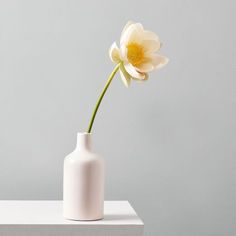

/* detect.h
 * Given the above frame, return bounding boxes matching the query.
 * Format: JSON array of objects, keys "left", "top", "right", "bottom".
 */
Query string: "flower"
[{"left": 109, "top": 21, "right": 169, "bottom": 87}]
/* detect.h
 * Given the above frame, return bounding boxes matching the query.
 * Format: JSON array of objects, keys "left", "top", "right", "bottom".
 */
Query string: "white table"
[{"left": 0, "top": 201, "right": 144, "bottom": 236}]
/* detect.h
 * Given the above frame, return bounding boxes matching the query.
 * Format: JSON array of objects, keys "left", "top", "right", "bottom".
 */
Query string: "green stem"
[{"left": 87, "top": 63, "right": 120, "bottom": 133}]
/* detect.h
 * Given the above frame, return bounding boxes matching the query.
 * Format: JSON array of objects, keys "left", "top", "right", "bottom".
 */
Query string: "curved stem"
[{"left": 87, "top": 63, "right": 120, "bottom": 133}]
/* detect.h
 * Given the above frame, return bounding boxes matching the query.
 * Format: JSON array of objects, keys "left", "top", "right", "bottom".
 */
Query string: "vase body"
[{"left": 63, "top": 132, "right": 104, "bottom": 220}]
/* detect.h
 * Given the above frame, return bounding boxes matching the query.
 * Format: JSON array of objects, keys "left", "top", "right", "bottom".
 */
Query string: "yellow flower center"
[{"left": 126, "top": 43, "right": 145, "bottom": 66}]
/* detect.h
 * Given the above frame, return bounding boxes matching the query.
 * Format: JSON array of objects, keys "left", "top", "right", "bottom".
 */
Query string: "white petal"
[
  {"left": 119, "top": 67, "right": 131, "bottom": 87},
  {"left": 142, "top": 30, "right": 159, "bottom": 41},
  {"left": 136, "top": 63, "right": 154, "bottom": 73},
  {"left": 109, "top": 42, "right": 121, "bottom": 63},
  {"left": 120, "top": 23, "right": 143, "bottom": 46},
  {"left": 132, "top": 73, "right": 149, "bottom": 81},
  {"left": 124, "top": 63, "right": 146, "bottom": 80},
  {"left": 150, "top": 54, "right": 169, "bottom": 69},
  {"left": 120, "top": 43, "right": 128, "bottom": 61},
  {"left": 142, "top": 39, "right": 161, "bottom": 53},
  {"left": 121, "top": 21, "right": 134, "bottom": 39}
]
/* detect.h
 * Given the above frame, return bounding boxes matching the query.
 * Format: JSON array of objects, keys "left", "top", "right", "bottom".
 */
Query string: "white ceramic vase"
[{"left": 63, "top": 132, "right": 104, "bottom": 221}]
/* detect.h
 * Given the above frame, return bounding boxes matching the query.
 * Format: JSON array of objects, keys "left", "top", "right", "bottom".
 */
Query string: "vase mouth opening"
[
  {"left": 76, "top": 132, "right": 92, "bottom": 150},
  {"left": 77, "top": 132, "right": 91, "bottom": 136}
]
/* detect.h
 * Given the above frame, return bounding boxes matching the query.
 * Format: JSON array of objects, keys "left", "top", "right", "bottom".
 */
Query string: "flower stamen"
[{"left": 126, "top": 43, "right": 145, "bottom": 66}]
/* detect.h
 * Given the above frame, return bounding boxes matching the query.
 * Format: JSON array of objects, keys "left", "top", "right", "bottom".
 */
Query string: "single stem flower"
[
  {"left": 87, "top": 21, "right": 169, "bottom": 133},
  {"left": 87, "top": 63, "right": 120, "bottom": 133}
]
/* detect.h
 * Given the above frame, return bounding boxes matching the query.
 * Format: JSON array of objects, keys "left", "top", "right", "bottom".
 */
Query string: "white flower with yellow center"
[
  {"left": 86, "top": 21, "right": 169, "bottom": 133},
  {"left": 109, "top": 21, "right": 169, "bottom": 87}
]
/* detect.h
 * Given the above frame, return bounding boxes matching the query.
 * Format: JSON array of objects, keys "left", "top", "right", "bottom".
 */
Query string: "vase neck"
[{"left": 76, "top": 132, "right": 92, "bottom": 151}]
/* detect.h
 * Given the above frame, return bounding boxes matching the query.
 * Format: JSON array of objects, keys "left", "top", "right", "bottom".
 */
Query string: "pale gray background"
[{"left": 0, "top": 0, "right": 235, "bottom": 235}]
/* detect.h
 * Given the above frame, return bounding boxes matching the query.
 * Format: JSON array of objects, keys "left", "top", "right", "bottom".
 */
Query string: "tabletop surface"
[{"left": 0, "top": 201, "right": 143, "bottom": 225}]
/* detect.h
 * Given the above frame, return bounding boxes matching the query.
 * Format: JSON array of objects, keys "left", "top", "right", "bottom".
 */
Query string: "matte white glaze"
[{"left": 63, "top": 133, "right": 104, "bottom": 220}]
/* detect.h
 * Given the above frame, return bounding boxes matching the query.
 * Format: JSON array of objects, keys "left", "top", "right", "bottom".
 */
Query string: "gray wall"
[{"left": 0, "top": 0, "right": 235, "bottom": 235}]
